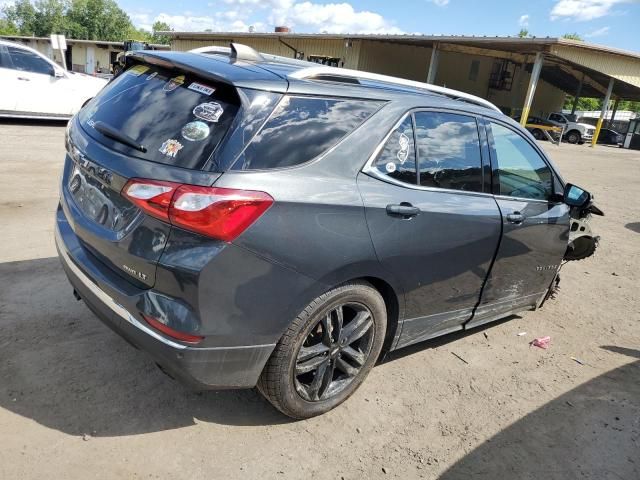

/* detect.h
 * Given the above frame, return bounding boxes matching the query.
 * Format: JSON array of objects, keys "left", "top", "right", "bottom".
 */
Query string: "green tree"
[
  {"left": 33, "top": 0, "right": 68, "bottom": 35},
  {"left": 151, "top": 20, "right": 171, "bottom": 44},
  {"left": 617, "top": 100, "right": 640, "bottom": 113},
  {"left": 66, "top": 0, "right": 132, "bottom": 41},
  {"left": 563, "top": 96, "right": 601, "bottom": 111},
  {"left": 2, "top": 0, "right": 134, "bottom": 40},
  {"left": 0, "top": 18, "right": 19, "bottom": 35},
  {"left": 562, "top": 33, "right": 583, "bottom": 41},
  {"left": 2, "top": 0, "right": 38, "bottom": 35},
  {"left": 518, "top": 28, "right": 529, "bottom": 38}
]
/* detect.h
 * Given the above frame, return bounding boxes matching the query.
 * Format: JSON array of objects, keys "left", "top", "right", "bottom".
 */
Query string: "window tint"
[
  {"left": 490, "top": 122, "right": 553, "bottom": 200},
  {"left": 7, "top": 46, "right": 53, "bottom": 75},
  {"left": 78, "top": 64, "right": 239, "bottom": 169},
  {"left": 549, "top": 113, "right": 565, "bottom": 123},
  {"left": 233, "top": 96, "right": 382, "bottom": 170},
  {"left": 372, "top": 115, "right": 417, "bottom": 184},
  {"left": 414, "top": 112, "right": 483, "bottom": 192},
  {"left": 0, "top": 46, "right": 10, "bottom": 68}
]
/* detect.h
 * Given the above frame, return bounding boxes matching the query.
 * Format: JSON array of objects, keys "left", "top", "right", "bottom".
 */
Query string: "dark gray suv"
[{"left": 56, "top": 45, "right": 600, "bottom": 419}]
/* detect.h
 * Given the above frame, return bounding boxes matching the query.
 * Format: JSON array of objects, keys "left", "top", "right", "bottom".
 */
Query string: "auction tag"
[
  {"left": 188, "top": 82, "right": 216, "bottom": 96},
  {"left": 128, "top": 65, "right": 149, "bottom": 77}
]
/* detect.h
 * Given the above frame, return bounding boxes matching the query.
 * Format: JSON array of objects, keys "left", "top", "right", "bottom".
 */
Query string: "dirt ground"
[{"left": 0, "top": 120, "right": 638, "bottom": 480}]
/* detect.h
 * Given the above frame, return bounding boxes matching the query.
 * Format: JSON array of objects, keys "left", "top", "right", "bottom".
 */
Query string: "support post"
[
  {"left": 591, "top": 78, "right": 615, "bottom": 147},
  {"left": 59, "top": 45, "right": 67, "bottom": 70},
  {"left": 519, "top": 52, "right": 543, "bottom": 128},
  {"left": 571, "top": 73, "right": 584, "bottom": 115},
  {"left": 608, "top": 97, "right": 620, "bottom": 128},
  {"left": 427, "top": 42, "right": 440, "bottom": 84}
]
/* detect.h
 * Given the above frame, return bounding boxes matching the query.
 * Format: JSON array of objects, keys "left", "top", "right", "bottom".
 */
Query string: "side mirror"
[
  {"left": 564, "top": 183, "right": 591, "bottom": 208},
  {"left": 53, "top": 68, "right": 64, "bottom": 78}
]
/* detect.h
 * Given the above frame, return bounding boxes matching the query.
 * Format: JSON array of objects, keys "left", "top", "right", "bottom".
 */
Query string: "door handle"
[
  {"left": 17, "top": 77, "right": 30, "bottom": 81},
  {"left": 506, "top": 212, "right": 525, "bottom": 224},
  {"left": 386, "top": 203, "right": 420, "bottom": 218}
]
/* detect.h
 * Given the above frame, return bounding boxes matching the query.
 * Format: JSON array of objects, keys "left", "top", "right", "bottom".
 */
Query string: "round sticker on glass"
[
  {"left": 181, "top": 121, "right": 210, "bottom": 142},
  {"left": 385, "top": 162, "right": 397, "bottom": 173}
]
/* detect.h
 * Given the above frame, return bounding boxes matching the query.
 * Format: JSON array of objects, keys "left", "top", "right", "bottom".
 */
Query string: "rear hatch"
[{"left": 62, "top": 56, "right": 275, "bottom": 288}]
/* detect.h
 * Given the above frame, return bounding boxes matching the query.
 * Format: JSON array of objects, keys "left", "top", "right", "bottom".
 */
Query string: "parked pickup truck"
[{"left": 547, "top": 113, "right": 596, "bottom": 144}]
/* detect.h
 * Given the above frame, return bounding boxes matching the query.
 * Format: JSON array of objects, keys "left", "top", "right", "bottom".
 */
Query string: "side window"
[
  {"left": 7, "top": 46, "right": 53, "bottom": 75},
  {"left": 372, "top": 115, "right": 417, "bottom": 185},
  {"left": 0, "top": 46, "right": 11, "bottom": 69},
  {"left": 234, "top": 96, "right": 382, "bottom": 170},
  {"left": 414, "top": 112, "right": 483, "bottom": 192},
  {"left": 490, "top": 122, "right": 553, "bottom": 201}
]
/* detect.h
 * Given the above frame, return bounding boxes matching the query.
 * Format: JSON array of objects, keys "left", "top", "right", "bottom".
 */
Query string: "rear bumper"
[{"left": 55, "top": 220, "right": 275, "bottom": 389}]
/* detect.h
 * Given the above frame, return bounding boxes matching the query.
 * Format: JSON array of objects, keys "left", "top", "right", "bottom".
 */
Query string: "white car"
[{"left": 0, "top": 39, "right": 107, "bottom": 120}]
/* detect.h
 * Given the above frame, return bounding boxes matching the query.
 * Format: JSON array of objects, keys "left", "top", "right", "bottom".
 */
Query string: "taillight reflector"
[
  {"left": 142, "top": 314, "right": 204, "bottom": 344},
  {"left": 170, "top": 185, "right": 273, "bottom": 242},
  {"left": 123, "top": 179, "right": 177, "bottom": 221},
  {"left": 122, "top": 179, "right": 273, "bottom": 242}
]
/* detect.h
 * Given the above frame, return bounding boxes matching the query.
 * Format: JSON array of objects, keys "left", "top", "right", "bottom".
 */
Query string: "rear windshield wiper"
[{"left": 93, "top": 121, "right": 147, "bottom": 153}]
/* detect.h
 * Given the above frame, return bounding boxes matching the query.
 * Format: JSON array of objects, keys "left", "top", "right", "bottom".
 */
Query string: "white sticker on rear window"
[
  {"left": 159, "top": 138, "right": 183, "bottom": 158},
  {"left": 188, "top": 82, "right": 216, "bottom": 96},
  {"left": 193, "top": 102, "right": 224, "bottom": 122},
  {"left": 386, "top": 162, "right": 397, "bottom": 173},
  {"left": 397, "top": 132, "right": 410, "bottom": 164}
]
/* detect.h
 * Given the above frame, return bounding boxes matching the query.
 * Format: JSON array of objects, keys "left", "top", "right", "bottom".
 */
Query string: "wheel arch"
[
  {"left": 359, "top": 276, "right": 402, "bottom": 354},
  {"left": 566, "top": 129, "right": 582, "bottom": 140},
  {"left": 281, "top": 263, "right": 405, "bottom": 356}
]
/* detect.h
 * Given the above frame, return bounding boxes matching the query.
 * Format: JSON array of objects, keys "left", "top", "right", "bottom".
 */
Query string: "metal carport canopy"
[{"left": 163, "top": 32, "right": 640, "bottom": 100}]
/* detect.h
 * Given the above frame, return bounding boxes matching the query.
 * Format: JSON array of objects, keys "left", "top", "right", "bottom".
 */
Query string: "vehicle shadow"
[
  {"left": 0, "top": 257, "right": 292, "bottom": 437},
  {"left": 0, "top": 118, "right": 68, "bottom": 127},
  {"left": 439, "top": 346, "right": 640, "bottom": 480},
  {"left": 625, "top": 222, "right": 640, "bottom": 234}
]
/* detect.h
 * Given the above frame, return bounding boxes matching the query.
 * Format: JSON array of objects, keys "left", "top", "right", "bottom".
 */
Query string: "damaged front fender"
[{"left": 564, "top": 216, "right": 599, "bottom": 261}]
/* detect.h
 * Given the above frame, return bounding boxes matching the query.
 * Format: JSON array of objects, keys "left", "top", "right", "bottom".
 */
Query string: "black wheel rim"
[{"left": 294, "top": 302, "right": 375, "bottom": 402}]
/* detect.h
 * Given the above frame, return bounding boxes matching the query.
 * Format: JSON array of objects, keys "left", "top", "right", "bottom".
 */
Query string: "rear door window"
[
  {"left": 371, "top": 115, "right": 417, "bottom": 184},
  {"left": 414, "top": 111, "right": 483, "bottom": 192},
  {"left": 7, "top": 46, "right": 53, "bottom": 75},
  {"left": 78, "top": 64, "right": 240, "bottom": 169},
  {"left": 232, "top": 96, "right": 382, "bottom": 170}
]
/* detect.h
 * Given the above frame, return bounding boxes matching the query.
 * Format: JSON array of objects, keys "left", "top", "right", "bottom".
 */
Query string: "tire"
[
  {"left": 566, "top": 130, "right": 581, "bottom": 144},
  {"left": 532, "top": 129, "right": 544, "bottom": 140},
  {"left": 258, "top": 281, "right": 387, "bottom": 419}
]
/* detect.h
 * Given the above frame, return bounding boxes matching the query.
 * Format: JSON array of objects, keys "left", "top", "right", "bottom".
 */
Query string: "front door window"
[{"left": 490, "top": 122, "right": 553, "bottom": 201}]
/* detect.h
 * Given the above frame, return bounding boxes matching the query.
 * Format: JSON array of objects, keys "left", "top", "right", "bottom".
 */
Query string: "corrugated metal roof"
[
  {"left": 162, "top": 32, "right": 640, "bottom": 60},
  {"left": 0, "top": 35, "right": 170, "bottom": 49}
]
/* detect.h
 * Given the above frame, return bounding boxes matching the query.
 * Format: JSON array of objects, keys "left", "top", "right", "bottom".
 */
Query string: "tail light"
[
  {"left": 142, "top": 314, "right": 204, "bottom": 344},
  {"left": 122, "top": 179, "right": 273, "bottom": 242}
]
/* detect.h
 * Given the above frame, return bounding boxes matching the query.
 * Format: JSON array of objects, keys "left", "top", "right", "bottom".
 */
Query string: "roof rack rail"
[{"left": 288, "top": 66, "right": 501, "bottom": 112}]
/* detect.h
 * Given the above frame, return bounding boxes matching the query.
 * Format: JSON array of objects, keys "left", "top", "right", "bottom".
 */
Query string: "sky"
[{"left": 121, "top": 0, "right": 640, "bottom": 51}]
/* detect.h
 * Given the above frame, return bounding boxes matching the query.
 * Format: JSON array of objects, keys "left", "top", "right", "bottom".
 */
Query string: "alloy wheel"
[{"left": 294, "top": 303, "right": 375, "bottom": 402}]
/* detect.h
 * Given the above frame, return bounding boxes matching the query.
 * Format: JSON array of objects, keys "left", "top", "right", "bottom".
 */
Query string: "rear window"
[
  {"left": 78, "top": 64, "right": 239, "bottom": 169},
  {"left": 231, "top": 96, "right": 383, "bottom": 170}
]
